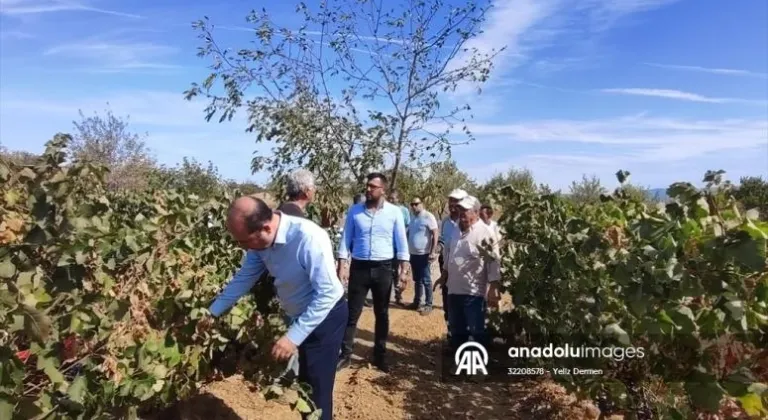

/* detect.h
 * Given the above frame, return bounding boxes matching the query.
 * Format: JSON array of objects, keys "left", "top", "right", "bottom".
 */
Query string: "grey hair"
[{"left": 285, "top": 169, "right": 316, "bottom": 199}]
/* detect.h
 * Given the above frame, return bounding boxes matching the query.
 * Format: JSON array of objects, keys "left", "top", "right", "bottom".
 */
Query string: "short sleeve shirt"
[
  {"left": 444, "top": 220, "right": 501, "bottom": 297},
  {"left": 407, "top": 210, "right": 438, "bottom": 255}
]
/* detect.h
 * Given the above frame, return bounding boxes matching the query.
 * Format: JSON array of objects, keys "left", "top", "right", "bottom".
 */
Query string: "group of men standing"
[{"left": 201, "top": 169, "right": 503, "bottom": 420}]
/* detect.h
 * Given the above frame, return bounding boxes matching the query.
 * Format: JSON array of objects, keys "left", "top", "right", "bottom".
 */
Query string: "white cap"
[
  {"left": 448, "top": 189, "right": 468, "bottom": 200},
  {"left": 457, "top": 195, "right": 478, "bottom": 210}
]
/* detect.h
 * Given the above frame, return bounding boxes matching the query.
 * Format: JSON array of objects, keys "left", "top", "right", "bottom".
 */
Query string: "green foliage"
[
  {"left": 0, "top": 135, "right": 311, "bottom": 419},
  {"left": 185, "top": 0, "right": 502, "bottom": 213},
  {"left": 568, "top": 174, "right": 608, "bottom": 205},
  {"left": 735, "top": 176, "right": 768, "bottom": 221},
  {"left": 491, "top": 169, "right": 768, "bottom": 418},
  {"left": 70, "top": 107, "right": 156, "bottom": 192},
  {"left": 386, "top": 160, "right": 478, "bottom": 219},
  {"left": 476, "top": 168, "right": 542, "bottom": 209}
]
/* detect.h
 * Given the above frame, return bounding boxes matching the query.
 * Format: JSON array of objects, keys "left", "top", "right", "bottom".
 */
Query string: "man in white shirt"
[
  {"left": 434, "top": 195, "right": 501, "bottom": 352},
  {"left": 436, "top": 189, "right": 468, "bottom": 336},
  {"left": 480, "top": 204, "right": 502, "bottom": 241},
  {"left": 406, "top": 197, "right": 439, "bottom": 315}
]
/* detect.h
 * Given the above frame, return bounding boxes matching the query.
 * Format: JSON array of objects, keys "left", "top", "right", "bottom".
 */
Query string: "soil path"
[{"left": 170, "top": 289, "right": 602, "bottom": 420}]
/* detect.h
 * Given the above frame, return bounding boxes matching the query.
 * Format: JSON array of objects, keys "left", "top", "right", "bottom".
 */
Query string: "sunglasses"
[{"left": 410, "top": 202, "right": 421, "bottom": 206}]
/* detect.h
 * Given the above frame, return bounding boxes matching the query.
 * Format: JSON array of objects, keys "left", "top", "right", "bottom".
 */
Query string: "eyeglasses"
[
  {"left": 410, "top": 202, "right": 421, "bottom": 206},
  {"left": 366, "top": 183, "right": 383, "bottom": 190}
]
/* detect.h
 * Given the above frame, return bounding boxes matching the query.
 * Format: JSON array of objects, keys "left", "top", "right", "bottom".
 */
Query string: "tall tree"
[
  {"left": 70, "top": 107, "right": 156, "bottom": 191},
  {"left": 568, "top": 174, "right": 608, "bottom": 205},
  {"left": 735, "top": 176, "right": 768, "bottom": 220},
  {"left": 185, "top": 0, "right": 502, "bottom": 197}
]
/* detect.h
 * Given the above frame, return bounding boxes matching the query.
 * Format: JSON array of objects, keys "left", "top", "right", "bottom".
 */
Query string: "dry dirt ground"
[{"left": 166, "top": 281, "right": 610, "bottom": 420}]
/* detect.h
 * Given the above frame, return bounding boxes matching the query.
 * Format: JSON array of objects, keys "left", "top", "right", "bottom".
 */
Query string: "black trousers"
[
  {"left": 298, "top": 298, "right": 348, "bottom": 420},
  {"left": 341, "top": 259, "right": 393, "bottom": 359}
]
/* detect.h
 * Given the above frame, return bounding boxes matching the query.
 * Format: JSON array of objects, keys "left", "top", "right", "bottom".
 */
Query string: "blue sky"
[{"left": 1, "top": 0, "right": 766, "bottom": 191}]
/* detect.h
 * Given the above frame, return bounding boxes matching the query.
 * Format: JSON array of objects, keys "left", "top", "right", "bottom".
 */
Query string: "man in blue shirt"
[
  {"left": 336, "top": 172, "right": 410, "bottom": 372},
  {"left": 204, "top": 196, "right": 347, "bottom": 420},
  {"left": 406, "top": 197, "right": 439, "bottom": 315}
]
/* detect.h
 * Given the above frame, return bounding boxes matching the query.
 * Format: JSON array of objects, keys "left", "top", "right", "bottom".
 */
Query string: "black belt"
[{"left": 350, "top": 258, "right": 394, "bottom": 268}]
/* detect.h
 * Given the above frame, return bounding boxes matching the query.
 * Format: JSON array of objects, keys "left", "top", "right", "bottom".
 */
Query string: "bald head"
[{"left": 227, "top": 196, "right": 277, "bottom": 249}]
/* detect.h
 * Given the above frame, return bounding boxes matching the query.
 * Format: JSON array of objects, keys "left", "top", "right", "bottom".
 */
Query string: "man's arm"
[
  {"left": 393, "top": 208, "right": 410, "bottom": 261},
  {"left": 209, "top": 251, "right": 267, "bottom": 317},
  {"left": 337, "top": 206, "right": 356, "bottom": 261},
  {"left": 286, "top": 233, "right": 345, "bottom": 346},
  {"left": 428, "top": 213, "right": 439, "bottom": 256}
]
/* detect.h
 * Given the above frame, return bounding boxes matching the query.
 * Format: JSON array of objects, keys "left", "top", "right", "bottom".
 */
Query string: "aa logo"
[{"left": 454, "top": 341, "right": 488, "bottom": 375}]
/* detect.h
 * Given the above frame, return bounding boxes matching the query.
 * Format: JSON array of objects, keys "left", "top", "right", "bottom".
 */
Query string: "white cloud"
[
  {"left": 0, "top": 30, "right": 34, "bottom": 40},
  {"left": 0, "top": 0, "right": 142, "bottom": 18},
  {"left": 446, "top": 0, "right": 683, "bottom": 102},
  {"left": 600, "top": 88, "right": 768, "bottom": 105},
  {"left": 43, "top": 39, "right": 180, "bottom": 73},
  {"left": 644, "top": 62, "right": 768, "bottom": 78},
  {"left": 437, "top": 114, "right": 768, "bottom": 171}
]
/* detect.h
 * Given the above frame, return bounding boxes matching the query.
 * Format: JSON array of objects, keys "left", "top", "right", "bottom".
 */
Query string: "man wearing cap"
[
  {"left": 434, "top": 195, "right": 501, "bottom": 352},
  {"left": 480, "top": 204, "right": 502, "bottom": 242},
  {"left": 405, "top": 196, "right": 439, "bottom": 315},
  {"left": 435, "top": 189, "right": 468, "bottom": 336}
]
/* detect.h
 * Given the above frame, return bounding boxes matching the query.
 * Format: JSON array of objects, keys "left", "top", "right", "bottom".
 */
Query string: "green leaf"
[
  {"left": 0, "top": 397, "right": 13, "bottom": 420},
  {"left": 0, "top": 260, "right": 16, "bottom": 279},
  {"left": 724, "top": 300, "right": 745, "bottom": 321},
  {"left": 737, "top": 393, "right": 766, "bottom": 417},
  {"left": 294, "top": 397, "right": 312, "bottom": 414},
  {"left": 307, "top": 409, "right": 323, "bottom": 420},
  {"left": 20, "top": 303, "right": 52, "bottom": 343},
  {"left": 748, "top": 382, "right": 767, "bottom": 395},
  {"left": 67, "top": 375, "right": 88, "bottom": 404},
  {"left": 685, "top": 380, "right": 725, "bottom": 412},
  {"left": 40, "top": 357, "right": 65, "bottom": 384},
  {"left": 602, "top": 323, "right": 630, "bottom": 346}
]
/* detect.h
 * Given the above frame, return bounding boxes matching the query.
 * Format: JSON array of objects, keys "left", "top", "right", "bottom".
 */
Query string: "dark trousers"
[
  {"left": 410, "top": 254, "right": 432, "bottom": 306},
  {"left": 298, "top": 297, "right": 348, "bottom": 420},
  {"left": 447, "top": 294, "right": 488, "bottom": 352},
  {"left": 342, "top": 259, "right": 393, "bottom": 359},
  {"left": 391, "top": 259, "right": 402, "bottom": 302},
  {"left": 438, "top": 253, "right": 449, "bottom": 326}
]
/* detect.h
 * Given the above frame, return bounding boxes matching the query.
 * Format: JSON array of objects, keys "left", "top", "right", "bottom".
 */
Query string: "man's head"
[
  {"left": 365, "top": 172, "right": 388, "bottom": 204},
  {"left": 388, "top": 189, "right": 400, "bottom": 204},
  {"left": 353, "top": 193, "right": 366, "bottom": 205},
  {"left": 457, "top": 195, "right": 480, "bottom": 231},
  {"left": 285, "top": 169, "right": 316, "bottom": 203},
  {"left": 480, "top": 204, "right": 494, "bottom": 223},
  {"left": 226, "top": 196, "right": 279, "bottom": 250},
  {"left": 410, "top": 197, "right": 423, "bottom": 214},
  {"left": 448, "top": 189, "right": 468, "bottom": 219}
]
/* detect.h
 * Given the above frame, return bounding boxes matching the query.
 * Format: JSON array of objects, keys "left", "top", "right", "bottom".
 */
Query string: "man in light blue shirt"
[
  {"left": 205, "top": 196, "right": 347, "bottom": 420},
  {"left": 406, "top": 197, "right": 439, "bottom": 314},
  {"left": 336, "top": 172, "right": 409, "bottom": 373}
]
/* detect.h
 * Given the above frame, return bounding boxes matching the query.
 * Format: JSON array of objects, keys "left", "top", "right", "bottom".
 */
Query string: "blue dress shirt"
[
  {"left": 208, "top": 214, "right": 345, "bottom": 346},
  {"left": 337, "top": 201, "right": 410, "bottom": 261}
]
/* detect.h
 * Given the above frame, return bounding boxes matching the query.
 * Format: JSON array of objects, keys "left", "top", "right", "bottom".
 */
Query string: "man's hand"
[
  {"left": 487, "top": 282, "right": 501, "bottom": 309},
  {"left": 433, "top": 272, "right": 447, "bottom": 292},
  {"left": 336, "top": 259, "right": 349, "bottom": 287},
  {"left": 397, "top": 261, "right": 410, "bottom": 291},
  {"left": 271, "top": 336, "right": 298, "bottom": 361}
]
